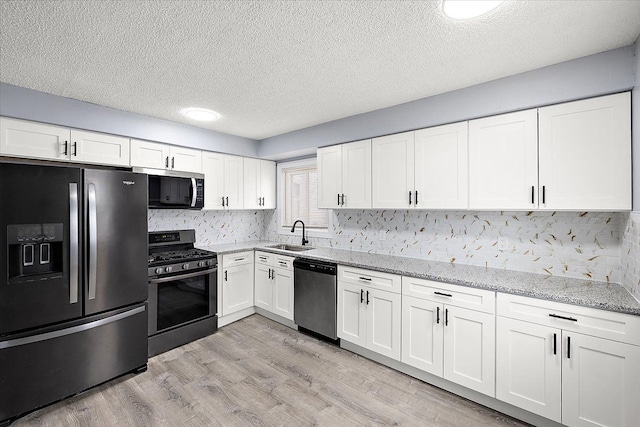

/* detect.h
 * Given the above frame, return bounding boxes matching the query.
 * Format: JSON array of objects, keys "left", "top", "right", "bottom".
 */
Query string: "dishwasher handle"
[{"left": 293, "top": 258, "right": 337, "bottom": 275}]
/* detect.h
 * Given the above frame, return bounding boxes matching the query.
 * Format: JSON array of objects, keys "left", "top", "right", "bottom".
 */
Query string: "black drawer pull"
[
  {"left": 445, "top": 308, "right": 449, "bottom": 326},
  {"left": 360, "top": 289, "right": 364, "bottom": 303},
  {"left": 434, "top": 291, "right": 452, "bottom": 297},
  {"left": 553, "top": 333, "right": 557, "bottom": 355},
  {"left": 436, "top": 306, "right": 440, "bottom": 324},
  {"left": 567, "top": 336, "right": 571, "bottom": 359},
  {"left": 234, "top": 258, "right": 245, "bottom": 261},
  {"left": 359, "top": 276, "right": 372, "bottom": 281},
  {"left": 366, "top": 290, "right": 370, "bottom": 305},
  {"left": 268, "top": 268, "right": 272, "bottom": 279},
  {"left": 549, "top": 313, "right": 577, "bottom": 322}
]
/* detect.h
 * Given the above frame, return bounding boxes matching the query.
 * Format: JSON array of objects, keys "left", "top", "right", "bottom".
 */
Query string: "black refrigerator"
[{"left": 0, "top": 162, "right": 149, "bottom": 424}]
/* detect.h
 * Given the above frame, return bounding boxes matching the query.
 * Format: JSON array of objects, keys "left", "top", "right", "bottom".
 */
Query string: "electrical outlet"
[
  {"left": 379, "top": 230, "right": 386, "bottom": 241},
  {"left": 498, "top": 236, "right": 509, "bottom": 251}
]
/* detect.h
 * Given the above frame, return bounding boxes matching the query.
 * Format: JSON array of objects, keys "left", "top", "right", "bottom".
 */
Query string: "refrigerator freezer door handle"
[
  {"left": 88, "top": 183, "right": 98, "bottom": 300},
  {"left": 69, "top": 183, "right": 79, "bottom": 304},
  {"left": 191, "top": 178, "right": 197, "bottom": 207}
]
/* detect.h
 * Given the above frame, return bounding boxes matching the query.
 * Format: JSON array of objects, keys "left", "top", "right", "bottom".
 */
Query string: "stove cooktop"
[{"left": 148, "top": 248, "right": 216, "bottom": 266}]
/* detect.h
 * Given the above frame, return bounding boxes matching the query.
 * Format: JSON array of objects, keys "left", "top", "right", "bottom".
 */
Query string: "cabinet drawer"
[
  {"left": 338, "top": 265, "right": 401, "bottom": 294},
  {"left": 222, "top": 251, "right": 254, "bottom": 268},
  {"left": 497, "top": 293, "right": 640, "bottom": 345},
  {"left": 402, "top": 277, "right": 495, "bottom": 314},
  {"left": 274, "top": 255, "right": 295, "bottom": 271},
  {"left": 255, "top": 251, "right": 272, "bottom": 265}
]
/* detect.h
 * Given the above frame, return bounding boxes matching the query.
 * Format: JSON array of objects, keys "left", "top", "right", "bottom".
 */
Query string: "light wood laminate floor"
[{"left": 13, "top": 315, "right": 528, "bottom": 426}]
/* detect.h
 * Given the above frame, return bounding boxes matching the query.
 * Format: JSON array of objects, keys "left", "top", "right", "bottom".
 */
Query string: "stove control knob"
[
  {"left": 207, "top": 259, "right": 214, "bottom": 266},
  {"left": 198, "top": 261, "right": 206, "bottom": 267},
  {"left": 182, "top": 263, "right": 189, "bottom": 270},
  {"left": 155, "top": 268, "right": 163, "bottom": 275},
  {"left": 165, "top": 266, "right": 173, "bottom": 273}
]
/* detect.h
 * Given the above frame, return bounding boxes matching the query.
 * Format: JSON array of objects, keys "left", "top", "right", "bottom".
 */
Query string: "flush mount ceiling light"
[
  {"left": 442, "top": 0, "right": 505, "bottom": 20},
  {"left": 181, "top": 107, "right": 220, "bottom": 121}
]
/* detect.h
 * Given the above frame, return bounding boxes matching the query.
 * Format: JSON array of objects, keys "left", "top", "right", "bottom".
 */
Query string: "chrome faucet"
[{"left": 291, "top": 220, "right": 309, "bottom": 246}]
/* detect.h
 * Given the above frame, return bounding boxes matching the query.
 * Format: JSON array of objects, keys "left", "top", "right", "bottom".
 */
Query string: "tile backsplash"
[
  {"left": 148, "top": 209, "right": 263, "bottom": 246},
  {"left": 621, "top": 212, "right": 640, "bottom": 299},
  {"left": 264, "top": 209, "right": 623, "bottom": 284}
]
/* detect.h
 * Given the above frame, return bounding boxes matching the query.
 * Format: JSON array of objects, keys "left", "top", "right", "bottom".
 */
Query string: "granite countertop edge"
[{"left": 197, "top": 241, "right": 640, "bottom": 317}]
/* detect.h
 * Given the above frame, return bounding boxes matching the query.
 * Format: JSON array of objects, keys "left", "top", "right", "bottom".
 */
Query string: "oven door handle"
[{"left": 149, "top": 268, "right": 217, "bottom": 284}]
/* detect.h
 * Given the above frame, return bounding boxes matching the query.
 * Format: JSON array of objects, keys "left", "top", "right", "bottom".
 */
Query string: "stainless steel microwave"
[{"left": 133, "top": 168, "right": 204, "bottom": 209}]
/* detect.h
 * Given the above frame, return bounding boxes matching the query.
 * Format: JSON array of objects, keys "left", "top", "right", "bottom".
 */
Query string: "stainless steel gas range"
[{"left": 147, "top": 229, "right": 218, "bottom": 356}]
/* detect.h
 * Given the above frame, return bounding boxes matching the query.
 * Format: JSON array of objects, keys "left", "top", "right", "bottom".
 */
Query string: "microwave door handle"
[
  {"left": 69, "top": 183, "right": 79, "bottom": 304},
  {"left": 88, "top": 183, "right": 98, "bottom": 300},
  {"left": 191, "top": 178, "right": 197, "bottom": 207},
  {"left": 149, "top": 268, "right": 217, "bottom": 284}
]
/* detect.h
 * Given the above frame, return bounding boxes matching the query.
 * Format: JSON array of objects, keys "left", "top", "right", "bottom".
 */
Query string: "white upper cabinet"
[
  {"left": 244, "top": 158, "right": 276, "bottom": 209},
  {"left": 469, "top": 109, "right": 539, "bottom": 210},
  {"left": 202, "top": 152, "right": 243, "bottom": 210},
  {"left": 372, "top": 132, "right": 415, "bottom": 208},
  {"left": 318, "top": 139, "right": 371, "bottom": 209},
  {"left": 538, "top": 92, "right": 631, "bottom": 211},
  {"left": 131, "top": 139, "right": 201, "bottom": 173},
  {"left": 1, "top": 117, "right": 129, "bottom": 167},
  {"left": 414, "top": 122, "right": 468, "bottom": 209}
]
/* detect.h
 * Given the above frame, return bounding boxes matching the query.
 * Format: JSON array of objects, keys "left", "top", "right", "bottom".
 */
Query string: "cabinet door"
[
  {"left": 496, "top": 317, "right": 561, "bottom": 422},
  {"left": 317, "top": 145, "right": 342, "bottom": 208},
  {"left": 243, "top": 157, "right": 261, "bottom": 210},
  {"left": 170, "top": 146, "right": 202, "bottom": 173},
  {"left": 366, "top": 288, "right": 401, "bottom": 361},
  {"left": 469, "top": 110, "right": 538, "bottom": 210},
  {"left": 342, "top": 139, "right": 372, "bottom": 208},
  {"left": 273, "top": 267, "right": 294, "bottom": 320},
  {"left": 70, "top": 130, "right": 130, "bottom": 167},
  {"left": 202, "top": 151, "right": 225, "bottom": 210},
  {"left": 401, "top": 296, "right": 444, "bottom": 376},
  {"left": 260, "top": 160, "right": 276, "bottom": 209},
  {"left": 254, "top": 263, "right": 272, "bottom": 311},
  {"left": 0, "top": 117, "right": 70, "bottom": 161},
  {"left": 131, "top": 139, "right": 170, "bottom": 169},
  {"left": 414, "top": 122, "right": 468, "bottom": 209},
  {"left": 562, "top": 332, "right": 640, "bottom": 427},
  {"left": 337, "top": 282, "right": 366, "bottom": 348},
  {"left": 372, "top": 132, "right": 415, "bottom": 208},
  {"left": 539, "top": 92, "right": 631, "bottom": 210},
  {"left": 443, "top": 306, "right": 496, "bottom": 397},
  {"left": 224, "top": 155, "right": 244, "bottom": 209},
  {"left": 222, "top": 263, "right": 254, "bottom": 316}
]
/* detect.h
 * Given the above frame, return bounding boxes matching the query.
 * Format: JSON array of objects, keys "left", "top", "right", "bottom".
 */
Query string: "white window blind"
[{"left": 283, "top": 166, "right": 328, "bottom": 229}]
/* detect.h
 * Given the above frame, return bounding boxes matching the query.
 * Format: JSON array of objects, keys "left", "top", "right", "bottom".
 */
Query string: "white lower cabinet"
[
  {"left": 221, "top": 251, "right": 254, "bottom": 316},
  {"left": 497, "top": 293, "right": 640, "bottom": 427},
  {"left": 337, "top": 266, "right": 401, "bottom": 360},
  {"left": 401, "top": 277, "right": 496, "bottom": 397},
  {"left": 254, "top": 251, "right": 294, "bottom": 321}
]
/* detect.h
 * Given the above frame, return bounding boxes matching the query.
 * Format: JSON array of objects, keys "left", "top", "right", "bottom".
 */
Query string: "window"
[{"left": 277, "top": 158, "right": 330, "bottom": 235}]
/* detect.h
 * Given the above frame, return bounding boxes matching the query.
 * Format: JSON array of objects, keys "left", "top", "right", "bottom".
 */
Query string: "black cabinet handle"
[
  {"left": 436, "top": 306, "right": 440, "bottom": 324},
  {"left": 359, "top": 276, "right": 372, "bottom": 281},
  {"left": 63, "top": 141, "right": 68, "bottom": 155},
  {"left": 341, "top": 194, "right": 345, "bottom": 206},
  {"left": 72, "top": 142, "right": 77, "bottom": 156},
  {"left": 165, "top": 156, "right": 169, "bottom": 168},
  {"left": 268, "top": 268, "right": 271, "bottom": 279},
  {"left": 415, "top": 191, "right": 418, "bottom": 205},
  {"left": 360, "top": 289, "right": 364, "bottom": 303},
  {"left": 434, "top": 291, "right": 452, "bottom": 297},
  {"left": 226, "top": 196, "right": 229, "bottom": 206},
  {"left": 171, "top": 157, "right": 175, "bottom": 169},
  {"left": 445, "top": 308, "right": 449, "bottom": 326},
  {"left": 567, "top": 336, "right": 571, "bottom": 359},
  {"left": 531, "top": 186, "right": 535, "bottom": 204},
  {"left": 553, "top": 333, "right": 557, "bottom": 355},
  {"left": 224, "top": 270, "right": 228, "bottom": 281},
  {"left": 549, "top": 313, "right": 577, "bottom": 322},
  {"left": 542, "top": 185, "right": 546, "bottom": 204},
  {"left": 338, "top": 193, "right": 340, "bottom": 206},
  {"left": 221, "top": 197, "right": 225, "bottom": 207},
  {"left": 409, "top": 191, "right": 412, "bottom": 205},
  {"left": 366, "top": 290, "right": 370, "bottom": 305}
]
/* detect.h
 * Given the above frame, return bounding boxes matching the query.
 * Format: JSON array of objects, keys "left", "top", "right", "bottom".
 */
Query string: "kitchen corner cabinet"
[
  {"left": 318, "top": 139, "right": 372, "bottom": 209},
  {"left": 1, "top": 117, "right": 130, "bottom": 166},
  {"left": 538, "top": 92, "right": 631, "bottom": 210},
  {"left": 202, "top": 152, "right": 244, "bottom": 210},
  {"left": 130, "top": 139, "right": 202, "bottom": 173},
  {"left": 337, "top": 266, "right": 402, "bottom": 360},
  {"left": 496, "top": 293, "right": 640, "bottom": 426},
  {"left": 254, "top": 251, "right": 294, "bottom": 320},
  {"left": 243, "top": 158, "right": 276, "bottom": 209},
  {"left": 221, "top": 251, "right": 254, "bottom": 316},
  {"left": 402, "top": 277, "right": 496, "bottom": 397}
]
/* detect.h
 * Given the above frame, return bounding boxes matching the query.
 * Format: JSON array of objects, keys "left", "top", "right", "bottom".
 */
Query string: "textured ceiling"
[{"left": 1, "top": 1, "right": 639, "bottom": 140}]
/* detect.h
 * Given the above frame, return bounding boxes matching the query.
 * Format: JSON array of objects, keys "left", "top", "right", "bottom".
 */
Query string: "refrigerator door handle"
[
  {"left": 88, "top": 183, "right": 98, "bottom": 300},
  {"left": 190, "top": 178, "right": 197, "bottom": 207},
  {"left": 69, "top": 183, "right": 79, "bottom": 304}
]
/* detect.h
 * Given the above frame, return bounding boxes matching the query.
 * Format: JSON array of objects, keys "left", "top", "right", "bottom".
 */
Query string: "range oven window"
[{"left": 156, "top": 272, "right": 213, "bottom": 332}]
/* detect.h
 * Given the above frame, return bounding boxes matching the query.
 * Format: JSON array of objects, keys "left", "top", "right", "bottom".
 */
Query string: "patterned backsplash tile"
[{"left": 621, "top": 212, "right": 640, "bottom": 299}]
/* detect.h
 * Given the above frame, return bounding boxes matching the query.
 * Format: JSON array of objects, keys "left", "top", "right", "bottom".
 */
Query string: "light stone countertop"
[{"left": 198, "top": 241, "right": 640, "bottom": 316}]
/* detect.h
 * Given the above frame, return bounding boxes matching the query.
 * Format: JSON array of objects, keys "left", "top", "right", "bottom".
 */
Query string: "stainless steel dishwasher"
[{"left": 293, "top": 258, "right": 338, "bottom": 341}]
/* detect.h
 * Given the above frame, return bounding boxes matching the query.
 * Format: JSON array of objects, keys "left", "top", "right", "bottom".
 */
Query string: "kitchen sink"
[{"left": 267, "top": 244, "right": 314, "bottom": 252}]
